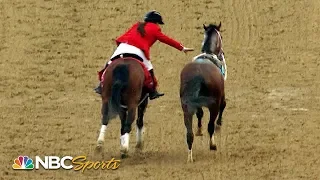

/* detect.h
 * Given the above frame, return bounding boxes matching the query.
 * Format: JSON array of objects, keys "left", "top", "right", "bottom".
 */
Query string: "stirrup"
[{"left": 149, "top": 91, "right": 164, "bottom": 100}]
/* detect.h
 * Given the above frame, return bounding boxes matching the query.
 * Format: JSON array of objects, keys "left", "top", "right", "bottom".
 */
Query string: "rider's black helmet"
[{"left": 144, "top": 10, "right": 164, "bottom": 25}]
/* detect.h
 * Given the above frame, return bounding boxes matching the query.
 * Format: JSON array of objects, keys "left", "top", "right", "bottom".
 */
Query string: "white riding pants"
[{"left": 107, "top": 43, "right": 153, "bottom": 71}]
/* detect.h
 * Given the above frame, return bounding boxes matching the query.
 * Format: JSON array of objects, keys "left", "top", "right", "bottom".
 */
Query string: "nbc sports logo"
[
  {"left": 12, "top": 156, "right": 34, "bottom": 170},
  {"left": 12, "top": 155, "right": 121, "bottom": 172}
]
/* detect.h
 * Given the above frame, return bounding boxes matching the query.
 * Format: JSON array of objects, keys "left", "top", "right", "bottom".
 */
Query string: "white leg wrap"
[
  {"left": 120, "top": 133, "right": 130, "bottom": 149},
  {"left": 136, "top": 127, "right": 144, "bottom": 143},
  {"left": 97, "top": 125, "right": 107, "bottom": 142}
]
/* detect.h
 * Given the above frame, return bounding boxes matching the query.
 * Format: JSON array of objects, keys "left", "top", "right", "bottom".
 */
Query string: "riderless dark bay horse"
[
  {"left": 179, "top": 22, "right": 227, "bottom": 162},
  {"left": 95, "top": 56, "right": 153, "bottom": 158}
]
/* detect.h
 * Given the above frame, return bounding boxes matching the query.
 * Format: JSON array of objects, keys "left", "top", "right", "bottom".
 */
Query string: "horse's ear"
[
  {"left": 203, "top": 24, "right": 207, "bottom": 30},
  {"left": 218, "top": 22, "right": 222, "bottom": 30}
]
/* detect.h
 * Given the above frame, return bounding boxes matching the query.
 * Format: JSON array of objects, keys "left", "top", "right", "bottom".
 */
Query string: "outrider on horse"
[
  {"left": 94, "top": 10, "right": 194, "bottom": 158},
  {"left": 94, "top": 10, "right": 194, "bottom": 100},
  {"left": 179, "top": 22, "right": 227, "bottom": 162}
]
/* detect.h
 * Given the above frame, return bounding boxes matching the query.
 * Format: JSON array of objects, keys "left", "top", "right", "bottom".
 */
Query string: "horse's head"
[{"left": 201, "top": 22, "right": 223, "bottom": 55}]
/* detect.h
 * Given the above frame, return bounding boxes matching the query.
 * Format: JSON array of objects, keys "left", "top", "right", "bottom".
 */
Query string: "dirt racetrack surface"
[{"left": 1, "top": 0, "right": 320, "bottom": 179}]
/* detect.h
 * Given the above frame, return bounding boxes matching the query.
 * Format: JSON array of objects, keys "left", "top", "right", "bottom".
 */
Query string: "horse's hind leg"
[
  {"left": 136, "top": 98, "right": 148, "bottom": 149},
  {"left": 195, "top": 108, "right": 204, "bottom": 136},
  {"left": 182, "top": 104, "right": 194, "bottom": 162},
  {"left": 216, "top": 97, "right": 226, "bottom": 128},
  {"left": 96, "top": 102, "right": 110, "bottom": 150},
  {"left": 208, "top": 107, "right": 219, "bottom": 151},
  {"left": 120, "top": 106, "right": 136, "bottom": 159}
]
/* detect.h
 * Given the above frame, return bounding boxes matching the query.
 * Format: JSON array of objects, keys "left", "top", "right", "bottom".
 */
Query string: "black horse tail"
[
  {"left": 108, "top": 64, "right": 129, "bottom": 118},
  {"left": 182, "top": 75, "right": 216, "bottom": 113}
]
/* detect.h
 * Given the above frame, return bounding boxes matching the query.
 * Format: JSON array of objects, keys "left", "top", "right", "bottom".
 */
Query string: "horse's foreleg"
[
  {"left": 136, "top": 98, "right": 148, "bottom": 149},
  {"left": 195, "top": 108, "right": 204, "bottom": 136},
  {"left": 208, "top": 107, "right": 219, "bottom": 151},
  {"left": 97, "top": 102, "right": 109, "bottom": 150},
  {"left": 120, "top": 107, "right": 135, "bottom": 159}
]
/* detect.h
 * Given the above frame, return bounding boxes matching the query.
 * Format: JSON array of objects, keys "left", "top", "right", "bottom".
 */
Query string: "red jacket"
[{"left": 115, "top": 22, "right": 184, "bottom": 60}]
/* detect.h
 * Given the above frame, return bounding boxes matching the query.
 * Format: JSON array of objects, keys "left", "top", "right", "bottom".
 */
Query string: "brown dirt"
[{"left": 1, "top": 0, "right": 320, "bottom": 179}]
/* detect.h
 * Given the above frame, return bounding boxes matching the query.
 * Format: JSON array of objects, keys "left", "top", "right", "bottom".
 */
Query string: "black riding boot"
[
  {"left": 148, "top": 69, "right": 164, "bottom": 100},
  {"left": 94, "top": 64, "right": 109, "bottom": 95},
  {"left": 94, "top": 83, "right": 102, "bottom": 94}
]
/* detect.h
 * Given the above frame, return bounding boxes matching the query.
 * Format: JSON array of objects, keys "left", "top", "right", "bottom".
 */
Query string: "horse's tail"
[
  {"left": 182, "top": 75, "right": 216, "bottom": 113},
  {"left": 108, "top": 64, "right": 129, "bottom": 117}
]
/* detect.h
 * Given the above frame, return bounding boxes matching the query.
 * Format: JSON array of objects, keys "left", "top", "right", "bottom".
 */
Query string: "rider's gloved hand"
[{"left": 182, "top": 47, "right": 194, "bottom": 53}]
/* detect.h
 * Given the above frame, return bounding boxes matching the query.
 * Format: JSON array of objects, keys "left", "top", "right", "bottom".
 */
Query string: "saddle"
[
  {"left": 193, "top": 53, "right": 226, "bottom": 77},
  {"left": 98, "top": 57, "right": 155, "bottom": 90}
]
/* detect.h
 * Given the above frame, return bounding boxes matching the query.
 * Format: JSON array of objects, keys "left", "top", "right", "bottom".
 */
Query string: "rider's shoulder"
[{"left": 145, "top": 22, "right": 160, "bottom": 30}]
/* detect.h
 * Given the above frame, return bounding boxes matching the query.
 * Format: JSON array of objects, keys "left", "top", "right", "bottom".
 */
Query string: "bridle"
[{"left": 214, "top": 29, "right": 223, "bottom": 57}]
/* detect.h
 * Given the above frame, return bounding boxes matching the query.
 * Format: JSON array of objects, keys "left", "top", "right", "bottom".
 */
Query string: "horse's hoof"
[
  {"left": 120, "top": 148, "right": 129, "bottom": 159},
  {"left": 195, "top": 128, "right": 203, "bottom": 136},
  {"left": 97, "top": 140, "right": 103, "bottom": 146},
  {"left": 120, "top": 153, "right": 128, "bottom": 159},
  {"left": 135, "top": 142, "right": 144, "bottom": 149},
  {"left": 210, "top": 144, "right": 217, "bottom": 151},
  {"left": 215, "top": 125, "right": 221, "bottom": 132},
  {"left": 195, "top": 131, "right": 203, "bottom": 136},
  {"left": 187, "top": 158, "right": 194, "bottom": 163},
  {"left": 95, "top": 141, "right": 103, "bottom": 152},
  {"left": 95, "top": 145, "right": 102, "bottom": 152}
]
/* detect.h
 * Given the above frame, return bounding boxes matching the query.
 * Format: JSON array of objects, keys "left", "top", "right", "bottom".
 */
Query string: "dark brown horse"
[
  {"left": 95, "top": 57, "right": 150, "bottom": 158},
  {"left": 180, "top": 23, "right": 227, "bottom": 162}
]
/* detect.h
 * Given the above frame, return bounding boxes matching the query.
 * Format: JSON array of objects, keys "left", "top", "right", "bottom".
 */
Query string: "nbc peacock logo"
[{"left": 12, "top": 156, "right": 34, "bottom": 170}]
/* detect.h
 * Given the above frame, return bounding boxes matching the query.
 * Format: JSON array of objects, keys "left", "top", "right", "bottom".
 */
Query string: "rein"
[
  {"left": 215, "top": 29, "right": 223, "bottom": 56},
  {"left": 193, "top": 53, "right": 219, "bottom": 62}
]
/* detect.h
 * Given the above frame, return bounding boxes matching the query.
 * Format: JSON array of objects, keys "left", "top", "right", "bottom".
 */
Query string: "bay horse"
[
  {"left": 179, "top": 22, "right": 227, "bottom": 162},
  {"left": 95, "top": 57, "right": 152, "bottom": 158}
]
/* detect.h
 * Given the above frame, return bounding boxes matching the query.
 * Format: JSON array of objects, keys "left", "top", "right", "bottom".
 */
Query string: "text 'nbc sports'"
[{"left": 12, "top": 155, "right": 121, "bottom": 172}]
